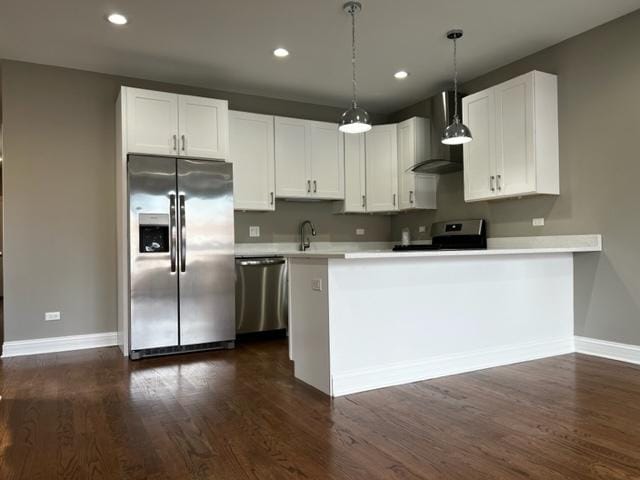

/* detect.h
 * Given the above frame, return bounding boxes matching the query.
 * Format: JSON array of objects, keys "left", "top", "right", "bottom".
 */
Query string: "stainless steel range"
[{"left": 393, "top": 219, "right": 487, "bottom": 251}]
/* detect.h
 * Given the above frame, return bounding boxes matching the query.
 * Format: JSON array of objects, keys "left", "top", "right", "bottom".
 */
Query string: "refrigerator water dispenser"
[{"left": 138, "top": 213, "right": 170, "bottom": 253}]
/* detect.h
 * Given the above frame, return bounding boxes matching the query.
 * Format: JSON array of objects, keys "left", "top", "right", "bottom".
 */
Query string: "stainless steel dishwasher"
[{"left": 235, "top": 257, "right": 288, "bottom": 334}]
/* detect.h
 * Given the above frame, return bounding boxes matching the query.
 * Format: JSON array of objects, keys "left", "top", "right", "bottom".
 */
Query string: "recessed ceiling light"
[
  {"left": 394, "top": 70, "right": 409, "bottom": 80},
  {"left": 273, "top": 48, "right": 289, "bottom": 58},
  {"left": 107, "top": 13, "right": 128, "bottom": 25}
]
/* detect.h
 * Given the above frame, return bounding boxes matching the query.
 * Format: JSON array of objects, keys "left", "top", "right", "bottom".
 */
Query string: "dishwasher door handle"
[{"left": 237, "top": 258, "right": 286, "bottom": 266}]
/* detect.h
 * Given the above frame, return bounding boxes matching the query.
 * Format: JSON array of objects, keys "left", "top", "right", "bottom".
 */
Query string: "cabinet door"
[
  {"left": 397, "top": 118, "right": 417, "bottom": 210},
  {"left": 365, "top": 125, "right": 398, "bottom": 212},
  {"left": 343, "top": 133, "right": 366, "bottom": 212},
  {"left": 463, "top": 88, "right": 496, "bottom": 201},
  {"left": 178, "top": 95, "right": 229, "bottom": 159},
  {"left": 229, "top": 111, "right": 275, "bottom": 211},
  {"left": 494, "top": 73, "right": 536, "bottom": 196},
  {"left": 275, "top": 117, "right": 310, "bottom": 198},
  {"left": 125, "top": 88, "right": 179, "bottom": 155},
  {"left": 308, "top": 121, "right": 344, "bottom": 199}
]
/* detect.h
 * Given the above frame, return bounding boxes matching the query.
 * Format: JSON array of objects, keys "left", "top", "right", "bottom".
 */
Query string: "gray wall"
[
  {"left": 236, "top": 200, "right": 390, "bottom": 244},
  {"left": 0, "top": 60, "right": 390, "bottom": 342},
  {"left": 390, "top": 10, "right": 640, "bottom": 344},
  {"left": 4, "top": 8, "right": 640, "bottom": 345}
]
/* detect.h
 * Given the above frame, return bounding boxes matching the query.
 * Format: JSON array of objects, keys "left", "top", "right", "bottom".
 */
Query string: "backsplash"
[{"left": 235, "top": 200, "right": 392, "bottom": 243}]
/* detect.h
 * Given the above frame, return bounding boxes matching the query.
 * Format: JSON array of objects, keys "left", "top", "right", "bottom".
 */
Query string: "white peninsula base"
[{"left": 287, "top": 236, "right": 601, "bottom": 397}]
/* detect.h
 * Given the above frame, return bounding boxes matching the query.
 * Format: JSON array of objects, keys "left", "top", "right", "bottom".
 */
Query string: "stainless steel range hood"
[{"left": 411, "top": 91, "right": 464, "bottom": 174}]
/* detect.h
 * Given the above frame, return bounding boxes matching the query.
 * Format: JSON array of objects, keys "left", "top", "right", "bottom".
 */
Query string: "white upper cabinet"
[
  {"left": 275, "top": 117, "right": 310, "bottom": 198},
  {"left": 274, "top": 116, "right": 344, "bottom": 200},
  {"left": 365, "top": 124, "right": 398, "bottom": 212},
  {"left": 463, "top": 89, "right": 496, "bottom": 201},
  {"left": 178, "top": 95, "right": 228, "bottom": 159},
  {"left": 397, "top": 117, "right": 438, "bottom": 210},
  {"left": 125, "top": 88, "right": 179, "bottom": 156},
  {"left": 463, "top": 71, "right": 559, "bottom": 202},
  {"left": 229, "top": 111, "right": 275, "bottom": 211},
  {"left": 308, "top": 121, "right": 344, "bottom": 199},
  {"left": 335, "top": 133, "right": 366, "bottom": 213},
  {"left": 123, "top": 87, "right": 229, "bottom": 160}
]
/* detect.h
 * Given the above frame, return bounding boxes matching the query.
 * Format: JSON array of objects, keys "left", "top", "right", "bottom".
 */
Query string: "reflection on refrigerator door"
[{"left": 128, "top": 155, "right": 235, "bottom": 359}]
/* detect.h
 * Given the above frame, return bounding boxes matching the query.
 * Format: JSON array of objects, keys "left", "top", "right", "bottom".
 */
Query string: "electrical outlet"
[
  {"left": 45, "top": 311, "right": 61, "bottom": 321},
  {"left": 356, "top": 228, "right": 365, "bottom": 236},
  {"left": 418, "top": 225, "right": 427, "bottom": 233},
  {"left": 311, "top": 278, "right": 323, "bottom": 292},
  {"left": 249, "top": 226, "right": 260, "bottom": 237},
  {"left": 532, "top": 218, "right": 545, "bottom": 227}
]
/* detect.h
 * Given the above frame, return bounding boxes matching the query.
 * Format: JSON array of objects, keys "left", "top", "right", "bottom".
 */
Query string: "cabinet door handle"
[
  {"left": 307, "top": 180, "right": 311, "bottom": 193},
  {"left": 270, "top": 192, "right": 274, "bottom": 205},
  {"left": 181, "top": 134, "right": 186, "bottom": 152},
  {"left": 362, "top": 195, "right": 366, "bottom": 208},
  {"left": 393, "top": 193, "right": 397, "bottom": 206},
  {"left": 490, "top": 175, "right": 496, "bottom": 192},
  {"left": 313, "top": 180, "right": 317, "bottom": 193},
  {"left": 496, "top": 174, "right": 502, "bottom": 191},
  {"left": 409, "top": 191, "right": 414, "bottom": 204},
  {"left": 172, "top": 134, "right": 177, "bottom": 152}
]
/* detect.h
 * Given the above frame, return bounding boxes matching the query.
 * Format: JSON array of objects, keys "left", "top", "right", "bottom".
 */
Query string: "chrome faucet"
[{"left": 299, "top": 220, "right": 317, "bottom": 251}]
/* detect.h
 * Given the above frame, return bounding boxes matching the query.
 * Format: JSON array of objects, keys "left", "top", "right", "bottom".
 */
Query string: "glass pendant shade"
[
  {"left": 339, "top": 104, "right": 372, "bottom": 133},
  {"left": 442, "top": 116, "right": 472, "bottom": 145}
]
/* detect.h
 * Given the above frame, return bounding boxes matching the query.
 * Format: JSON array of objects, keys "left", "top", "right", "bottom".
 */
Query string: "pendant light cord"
[
  {"left": 351, "top": 8, "right": 357, "bottom": 108},
  {"left": 453, "top": 36, "right": 459, "bottom": 121}
]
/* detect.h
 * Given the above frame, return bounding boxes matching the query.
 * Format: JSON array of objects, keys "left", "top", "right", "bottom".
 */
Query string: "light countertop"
[{"left": 236, "top": 235, "right": 602, "bottom": 260}]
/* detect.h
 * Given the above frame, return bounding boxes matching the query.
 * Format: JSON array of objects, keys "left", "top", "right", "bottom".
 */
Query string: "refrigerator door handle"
[
  {"left": 169, "top": 193, "right": 177, "bottom": 273},
  {"left": 179, "top": 194, "right": 186, "bottom": 273}
]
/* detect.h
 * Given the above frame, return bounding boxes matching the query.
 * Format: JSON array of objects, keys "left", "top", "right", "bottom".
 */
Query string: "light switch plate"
[
  {"left": 419, "top": 225, "right": 427, "bottom": 233},
  {"left": 249, "top": 226, "right": 260, "bottom": 237},
  {"left": 532, "top": 218, "right": 545, "bottom": 227},
  {"left": 356, "top": 228, "right": 365, "bottom": 236},
  {"left": 45, "top": 311, "right": 61, "bottom": 321},
  {"left": 312, "top": 278, "right": 323, "bottom": 292}
]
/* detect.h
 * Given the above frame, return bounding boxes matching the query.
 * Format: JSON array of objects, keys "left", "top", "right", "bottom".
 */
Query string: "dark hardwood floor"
[{"left": 1, "top": 339, "right": 640, "bottom": 479}]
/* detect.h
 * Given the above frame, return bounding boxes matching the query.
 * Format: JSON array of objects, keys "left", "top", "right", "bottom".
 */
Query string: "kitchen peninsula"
[{"left": 286, "top": 234, "right": 602, "bottom": 396}]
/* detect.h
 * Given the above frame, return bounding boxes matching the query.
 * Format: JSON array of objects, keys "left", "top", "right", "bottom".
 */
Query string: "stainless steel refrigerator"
[{"left": 128, "top": 155, "right": 235, "bottom": 359}]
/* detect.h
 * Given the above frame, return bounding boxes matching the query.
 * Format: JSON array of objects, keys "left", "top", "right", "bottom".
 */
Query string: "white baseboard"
[
  {"left": 331, "top": 337, "right": 575, "bottom": 397},
  {"left": 2, "top": 332, "right": 118, "bottom": 358},
  {"left": 3, "top": 332, "right": 639, "bottom": 378},
  {"left": 575, "top": 336, "right": 640, "bottom": 365}
]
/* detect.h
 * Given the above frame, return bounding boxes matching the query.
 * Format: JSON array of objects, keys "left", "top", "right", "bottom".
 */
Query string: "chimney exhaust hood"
[{"left": 410, "top": 91, "right": 464, "bottom": 174}]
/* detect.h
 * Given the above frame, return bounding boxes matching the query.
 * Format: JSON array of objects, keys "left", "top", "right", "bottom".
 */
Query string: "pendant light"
[
  {"left": 339, "top": 1, "right": 371, "bottom": 134},
  {"left": 442, "top": 29, "right": 472, "bottom": 145}
]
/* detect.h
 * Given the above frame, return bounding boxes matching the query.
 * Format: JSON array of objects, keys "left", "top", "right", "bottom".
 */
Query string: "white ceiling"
[{"left": 1, "top": 0, "right": 639, "bottom": 113}]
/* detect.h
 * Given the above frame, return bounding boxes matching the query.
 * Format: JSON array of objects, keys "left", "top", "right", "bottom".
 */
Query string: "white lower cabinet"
[
  {"left": 397, "top": 117, "right": 438, "bottom": 210},
  {"left": 229, "top": 111, "right": 275, "bottom": 211},
  {"left": 365, "top": 124, "right": 398, "bottom": 213},
  {"left": 463, "top": 70, "right": 559, "bottom": 202},
  {"left": 274, "top": 116, "right": 344, "bottom": 200}
]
